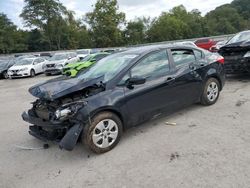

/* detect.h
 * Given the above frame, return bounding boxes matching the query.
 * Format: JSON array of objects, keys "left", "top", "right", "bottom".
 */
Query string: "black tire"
[
  {"left": 30, "top": 69, "right": 35, "bottom": 77},
  {"left": 45, "top": 73, "right": 51, "bottom": 76},
  {"left": 200, "top": 78, "right": 220, "bottom": 106},
  {"left": 82, "top": 112, "right": 123, "bottom": 154},
  {"left": 3, "top": 71, "right": 8, "bottom": 79}
]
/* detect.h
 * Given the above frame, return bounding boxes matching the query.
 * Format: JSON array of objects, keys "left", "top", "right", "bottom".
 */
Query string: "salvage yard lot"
[{"left": 1, "top": 75, "right": 250, "bottom": 188}]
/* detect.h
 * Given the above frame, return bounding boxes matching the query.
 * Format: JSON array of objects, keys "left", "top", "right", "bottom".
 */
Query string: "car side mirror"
[
  {"left": 90, "top": 58, "right": 96, "bottom": 62},
  {"left": 126, "top": 77, "right": 146, "bottom": 88}
]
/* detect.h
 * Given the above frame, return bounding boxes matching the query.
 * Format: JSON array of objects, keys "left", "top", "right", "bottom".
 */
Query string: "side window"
[
  {"left": 37, "top": 58, "right": 43, "bottom": 63},
  {"left": 33, "top": 59, "right": 39, "bottom": 65},
  {"left": 118, "top": 73, "right": 130, "bottom": 85},
  {"left": 130, "top": 50, "right": 170, "bottom": 80},
  {"left": 171, "top": 49, "right": 196, "bottom": 67},
  {"left": 194, "top": 50, "right": 203, "bottom": 60}
]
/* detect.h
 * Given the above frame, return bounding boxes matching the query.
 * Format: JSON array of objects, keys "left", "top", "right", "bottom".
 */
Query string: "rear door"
[
  {"left": 38, "top": 58, "right": 45, "bottom": 73},
  {"left": 33, "top": 59, "right": 40, "bottom": 73},
  {"left": 169, "top": 48, "right": 204, "bottom": 106}
]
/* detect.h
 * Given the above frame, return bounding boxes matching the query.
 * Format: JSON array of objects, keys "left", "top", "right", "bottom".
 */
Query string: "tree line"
[{"left": 0, "top": 0, "right": 250, "bottom": 54}]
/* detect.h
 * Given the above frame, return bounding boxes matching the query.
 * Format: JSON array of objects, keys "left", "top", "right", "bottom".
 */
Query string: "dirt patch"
[
  {"left": 169, "top": 152, "right": 180, "bottom": 162},
  {"left": 236, "top": 99, "right": 249, "bottom": 107}
]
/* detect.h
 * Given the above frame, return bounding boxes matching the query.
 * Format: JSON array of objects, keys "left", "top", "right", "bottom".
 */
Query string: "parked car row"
[
  {"left": 0, "top": 51, "right": 115, "bottom": 79},
  {"left": 2, "top": 30, "right": 250, "bottom": 79}
]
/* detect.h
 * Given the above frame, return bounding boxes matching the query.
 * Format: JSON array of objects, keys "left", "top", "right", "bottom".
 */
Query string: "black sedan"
[
  {"left": 0, "top": 58, "right": 15, "bottom": 79},
  {"left": 22, "top": 45, "right": 226, "bottom": 153},
  {"left": 219, "top": 30, "right": 250, "bottom": 74}
]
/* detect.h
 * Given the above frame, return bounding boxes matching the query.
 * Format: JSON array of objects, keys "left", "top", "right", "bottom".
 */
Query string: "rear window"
[
  {"left": 171, "top": 49, "right": 196, "bottom": 67},
  {"left": 194, "top": 50, "right": 203, "bottom": 60}
]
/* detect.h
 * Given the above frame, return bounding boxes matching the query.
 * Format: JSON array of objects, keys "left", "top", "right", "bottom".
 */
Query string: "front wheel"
[
  {"left": 201, "top": 78, "right": 220, "bottom": 106},
  {"left": 3, "top": 71, "right": 8, "bottom": 79},
  {"left": 30, "top": 69, "right": 35, "bottom": 77},
  {"left": 82, "top": 112, "right": 123, "bottom": 154}
]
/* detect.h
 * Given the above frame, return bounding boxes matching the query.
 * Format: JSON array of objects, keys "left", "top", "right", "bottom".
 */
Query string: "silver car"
[{"left": 44, "top": 52, "right": 79, "bottom": 75}]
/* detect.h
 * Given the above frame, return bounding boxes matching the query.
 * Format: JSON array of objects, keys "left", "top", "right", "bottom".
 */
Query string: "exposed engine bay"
[
  {"left": 22, "top": 82, "right": 105, "bottom": 151},
  {"left": 33, "top": 85, "right": 104, "bottom": 121}
]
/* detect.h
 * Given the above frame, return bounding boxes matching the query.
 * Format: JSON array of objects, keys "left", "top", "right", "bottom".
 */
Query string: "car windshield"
[
  {"left": 227, "top": 31, "right": 250, "bottom": 44},
  {"left": 50, "top": 54, "right": 67, "bottom": 61},
  {"left": 16, "top": 59, "right": 33, "bottom": 65},
  {"left": 0, "top": 60, "right": 6, "bottom": 68},
  {"left": 77, "top": 53, "right": 138, "bottom": 82},
  {"left": 77, "top": 50, "right": 89, "bottom": 55}
]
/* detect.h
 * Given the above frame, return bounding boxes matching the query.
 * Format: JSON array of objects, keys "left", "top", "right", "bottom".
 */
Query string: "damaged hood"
[
  {"left": 29, "top": 76, "right": 104, "bottom": 101},
  {"left": 219, "top": 40, "right": 250, "bottom": 53}
]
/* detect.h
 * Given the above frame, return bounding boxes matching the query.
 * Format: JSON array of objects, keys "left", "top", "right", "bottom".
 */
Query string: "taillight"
[{"left": 217, "top": 57, "right": 224, "bottom": 64}]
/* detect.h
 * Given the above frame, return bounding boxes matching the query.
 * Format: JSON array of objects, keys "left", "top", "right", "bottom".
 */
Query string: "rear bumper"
[{"left": 224, "top": 57, "right": 250, "bottom": 74}]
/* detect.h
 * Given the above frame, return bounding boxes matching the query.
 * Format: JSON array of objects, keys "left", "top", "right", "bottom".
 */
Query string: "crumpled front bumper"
[
  {"left": 22, "top": 110, "right": 83, "bottom": 151},
  {"left": 224, "top": 57, "right": 250, "bottom": 74}
]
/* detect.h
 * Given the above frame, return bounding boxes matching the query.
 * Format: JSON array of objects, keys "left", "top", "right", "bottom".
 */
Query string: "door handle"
[{"left": 166, "top": 77, "right": 175, "bottom": 82}]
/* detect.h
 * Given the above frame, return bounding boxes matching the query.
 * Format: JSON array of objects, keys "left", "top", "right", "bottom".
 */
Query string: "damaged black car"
[
  {"left": 219, "top": 30, "right": 250, "bottom": 74},
  {"left": 22, "top": 45, "right": 225, "bottom": 153}
]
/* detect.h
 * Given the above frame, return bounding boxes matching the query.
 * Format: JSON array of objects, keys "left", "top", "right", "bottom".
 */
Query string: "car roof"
[
  {"left": 92, "top": 52, "right": 110, "bottom": 55},
  {"left": 54, "top": 53, "right": 67, "bottom": 55},
  {"left": 238, "top": 30, "right": 250, "bottom": 34},
  {"left": 22, "top": 58, "right": 36, "bottom": 60},
  {"left": 120, "top": 44, "right": 200, "bottom": 55}
]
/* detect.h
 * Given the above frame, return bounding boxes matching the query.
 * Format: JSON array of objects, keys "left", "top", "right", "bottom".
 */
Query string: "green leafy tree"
[
  {"left": 231, "top": 0, "right": 250, "bottom": 20},
  {"left": 26, "top": 29, "right": 49, "bottom": 51},
  {"left": 205, "top": 4, "right": 248, "bottom": 35},
  {"left": 0, "top": 13, "right": 27, "bottom": 53},
  {"left": 147, "top": 12, "right": 189, "bottom": 42},
  {"left": 124, "top": 19, "right": 146, "bottom": 45},
  {"left": 20, "top": 0, "right": 67, "bottom": 50},
  {"left": 85, "top": 0, "right": 125, "bottom": 47}
]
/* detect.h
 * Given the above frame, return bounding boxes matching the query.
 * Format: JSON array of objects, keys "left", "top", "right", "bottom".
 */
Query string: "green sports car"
[{"left": 62, "top": 52, "right": 110, "bottom": 77}]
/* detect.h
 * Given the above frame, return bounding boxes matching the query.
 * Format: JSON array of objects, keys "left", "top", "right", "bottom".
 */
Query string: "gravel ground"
[{"left": 0, "top": 74, "right": 250, "bottom": 188}]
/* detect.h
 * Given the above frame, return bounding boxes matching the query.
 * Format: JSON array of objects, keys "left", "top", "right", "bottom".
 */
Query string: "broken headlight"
[{"left": 54, "top": 101, "right": 86, "bottom": 121}]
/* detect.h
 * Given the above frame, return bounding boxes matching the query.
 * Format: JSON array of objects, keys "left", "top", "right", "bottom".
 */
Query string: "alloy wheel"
[
  {"left": 207, "top": 81, "right": 219, "bottom": 102},
  {"left": 92, "top": 119, "right": 118, "bottom": 149},
  {"left": 3, "top": 71, "right": 8, "bottom": 79}
]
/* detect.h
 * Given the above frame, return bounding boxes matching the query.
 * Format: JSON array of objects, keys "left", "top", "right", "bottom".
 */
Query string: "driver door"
[{"left": 122, "top": 50, "right": 178, "bottom": 126}]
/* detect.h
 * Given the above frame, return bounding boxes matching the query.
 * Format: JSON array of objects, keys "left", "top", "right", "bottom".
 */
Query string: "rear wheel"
[
  {"left": 82, "top": 112, "right": 122, "bottom": 154},
  {"left": 201, "top": 78, "right": 220, "bottom": 105},
  {"left": 30, "top": 69, "right": 35, "bottom": 77}
]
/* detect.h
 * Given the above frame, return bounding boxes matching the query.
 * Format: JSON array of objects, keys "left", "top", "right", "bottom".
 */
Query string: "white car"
[
  {"left": 8, "top": 57, "right": 46, "bottom": 78},
  {"left": 44, "top": 52, "right": 79, "bottom": 75},
  {"left": 76, "top": 49, "right": 91, "bottom": 60}
]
